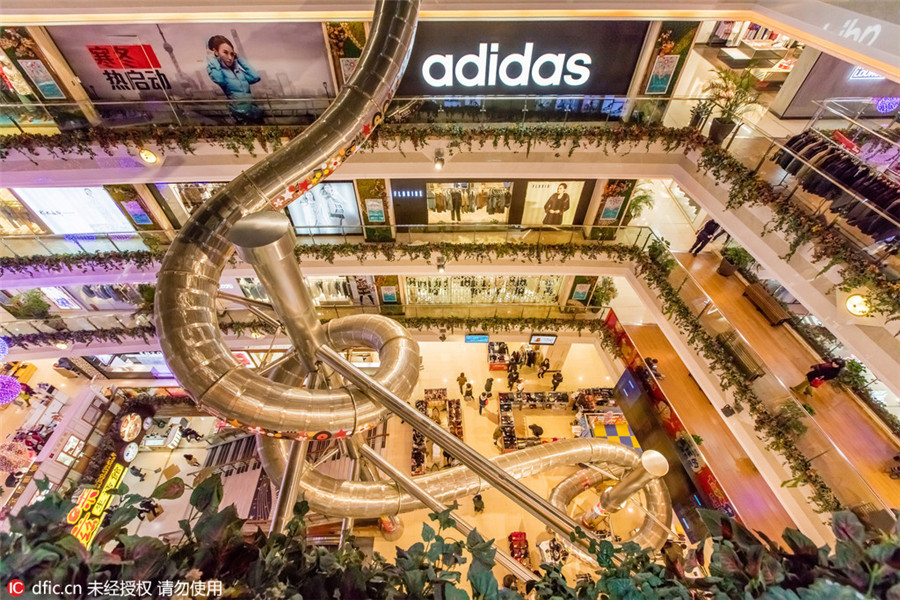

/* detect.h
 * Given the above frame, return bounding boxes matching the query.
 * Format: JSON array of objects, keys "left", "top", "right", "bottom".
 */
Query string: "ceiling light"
[
  {"left": 436, "top": 254, "right": 446, "bottom": 273},
  {"left": 845, "top": 294, "right": 871, "bottom": 317},
  {"left": 139, "top": 148, "right": 159, "bottom": 164},
  {"left": 434, "top": 149, "right": 444, "bottom": 170},
  {"left": 55, "top": 342, "right": 68, "bottom": 349}
]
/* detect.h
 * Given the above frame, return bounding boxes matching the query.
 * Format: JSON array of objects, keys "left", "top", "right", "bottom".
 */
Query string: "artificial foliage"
[{"left": 1, "top": 475, "right": 898, "bottom": 600}]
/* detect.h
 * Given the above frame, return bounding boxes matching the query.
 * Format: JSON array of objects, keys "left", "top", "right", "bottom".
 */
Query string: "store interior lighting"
[
  {"left": 436, "top": 255, "right": 446, "bottom": 273},
  {"left": 139, "top": 148, "right": 160, "bottom": 164},
  {"left": 433, "top": 149, "right": 444, "bottom": 170}
]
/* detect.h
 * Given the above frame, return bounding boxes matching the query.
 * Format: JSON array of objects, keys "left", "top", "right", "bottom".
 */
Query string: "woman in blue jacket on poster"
[{"left": 206, "top": 35, "right": 262, "bottom": 124}]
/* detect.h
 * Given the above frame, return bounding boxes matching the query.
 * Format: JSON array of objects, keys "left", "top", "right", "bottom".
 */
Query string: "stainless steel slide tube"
[
  {"left": 270, "top": 439, "right": 309, "bottom": 534},
  {"left": 599, "top": 450, "right": 668, "bottom": 512},
  {"left": 155, "top": 0, "right": 419, "bottom": 438},
  {"left": 316, "top": 345, "right": 598, "bottom": 549},
  {"left": 359, "top": 443, "right": 538, "bottom": 582},
  {"left": 229, "top": 212, "right": 329, "bottom": 375}
]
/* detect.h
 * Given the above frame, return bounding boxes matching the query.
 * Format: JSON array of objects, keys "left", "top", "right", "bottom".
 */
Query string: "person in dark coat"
[
  {"left": 689, "top": 220, "right": 727, "bottom": 255},
  {"left": 791, "top": 358, "right": 845, "bottom": 396},
  {"left": 542, "top": 183, "right": 571, "bottom": 225}
]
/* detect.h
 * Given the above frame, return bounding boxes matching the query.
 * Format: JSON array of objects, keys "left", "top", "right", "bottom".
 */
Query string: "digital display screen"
[
  {"left": 465, "top": 334, "right": 489, "bottom": 343},
  {"left": 14, "top": 187, "right": 136, "bottom": 234},
  {"left": 529, "top": 334, "right": 557, "bottom": 345}
]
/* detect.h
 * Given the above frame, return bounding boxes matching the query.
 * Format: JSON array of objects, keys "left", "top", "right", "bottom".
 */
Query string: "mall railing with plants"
[{"left": 5, "top": 226, "right": 895, "bottom": 519}]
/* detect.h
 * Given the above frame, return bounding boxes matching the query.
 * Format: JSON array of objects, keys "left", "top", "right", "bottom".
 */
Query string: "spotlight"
[
  {"left": 139, "top": 148, "right": 160, "bottom": 164},
  {"left": 433, "top": 149, "right": 444, "bottom": 170},
  {"left": 845, "top": 294, "right": 871, "bottom": 317},
  {"left": 436, "top": 254, "right": 446, "bottom": 273}
]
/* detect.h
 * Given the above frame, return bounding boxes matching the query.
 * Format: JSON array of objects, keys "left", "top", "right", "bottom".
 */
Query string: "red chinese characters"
[
  {"left": 86, "top": 45, "right": 161, "bottom": 70},
  {"left": 66, "top": 488, "right": 99, "bottom": 525}
]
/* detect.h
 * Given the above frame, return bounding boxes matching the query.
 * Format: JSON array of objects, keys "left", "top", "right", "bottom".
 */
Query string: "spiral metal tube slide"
[
  {"left": 155, "top": 0, "right": 420, "bottom": 439},
  {"left": 154, "top": 0, "right": 673, "bottom": 551},
  {"left": 257, "top": 436, "right": 672, "bottom": 549}
]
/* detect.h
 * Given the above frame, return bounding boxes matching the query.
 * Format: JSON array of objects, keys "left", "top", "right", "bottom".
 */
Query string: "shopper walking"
[
  {"left": 479, "top": 392, "right": 490, "bottom": 415},
  {"left": 499, "top": 575, "right": 519, "bottom": 599},
  {"left": 551, "top": 372, "right": 563, "bottom": 392},
  {"left": 507, "top": 369, "right": 518, "bottom": 390},
  {"left": 484, "top": 377, "right": 494, "bottom": 393},
  {"left": 184, "top": 454, "right": 201, "bottom": 467},
  {"left": 689, "top": 219, "right": 726, "bottom": 256},
  {"left": 456, "top": 372, "right": 467, "bottom": 395},
  {"left": 537, "top": 358, "right": 550, "bottom": 378},
  {"left": 791, "top": 358, "right": 845, "bottom": 396},
  {"left": 129, "top": 466, "right": 146, "bottom": 482},
  {"left": 516, "top": 379, "right": 525, "bottom": 395},
  {"left": 493, "top": 426, "right": 503, "bottom": 448},
  {"left": 464, "top": 383, "right": 474, "bottom": 402}
]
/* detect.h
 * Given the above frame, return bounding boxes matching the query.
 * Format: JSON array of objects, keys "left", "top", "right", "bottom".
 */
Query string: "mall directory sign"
[{"left": 396, "top": 21, "right": 649, "bottom": 97}]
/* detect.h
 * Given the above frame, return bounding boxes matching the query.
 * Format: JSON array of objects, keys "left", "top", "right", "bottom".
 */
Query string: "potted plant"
[
  {"left": 589, "top": 276, "right": 618, "bottom": 308},
  {"left": 620, "top": 183, "right": 654, "bottom": 226},
  {"left": 5, "top": 289, "right": 53, "bottom": 320},
  {"left": 717, "top": 245, "right": 755, "bottom": 277},
  {"left": 701, "top": 67, "right": 761, "bottom": 144},
  {"left": 689, "top": 100, "right": 713, "bottom": 129}
]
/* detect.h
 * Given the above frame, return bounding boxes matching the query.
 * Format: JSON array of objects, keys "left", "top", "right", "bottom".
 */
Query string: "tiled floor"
[{"left": 371, "top": 340, "right": 649, "bottom": 579}]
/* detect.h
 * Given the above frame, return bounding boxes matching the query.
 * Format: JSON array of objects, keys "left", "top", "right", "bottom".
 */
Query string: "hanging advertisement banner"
[
  {"left": 13, "top": 187, "right": 136, "bottom": 234},
  {"left": 521, "top": 180, "right": 585, "bottom": 226},
  {"left": 640, "top": 22, "right": 700, "bottom": 97},
  {"left": 325, "top": 22, "right": 369, "bottom": 91},
  {"left": 48, "top": 23, "right": 332, "bottom": 124},
  {"left": 396, "top": 21, "right": 648, "bottom": 97}
]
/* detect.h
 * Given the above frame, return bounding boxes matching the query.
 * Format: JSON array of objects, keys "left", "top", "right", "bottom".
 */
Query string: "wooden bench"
[
  {"left": 716, "top": 332, "right": 766, "bottom": 382},
  {"left": 743, "top": 282, "right": 791, "bottom": 326}
]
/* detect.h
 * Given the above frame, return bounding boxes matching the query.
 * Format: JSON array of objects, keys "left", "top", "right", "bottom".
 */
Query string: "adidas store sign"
[
  {"left": 422, "top": 43, "right": 592, "bottom": 88},
  {"left": 397, "top": 21, "right": 649, "bottom": 96}
]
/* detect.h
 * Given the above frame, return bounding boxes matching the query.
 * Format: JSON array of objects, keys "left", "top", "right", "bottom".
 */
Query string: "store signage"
[
  {"left": 396, "top": 21, "right": 649, "bottom": 96},
  {"left": 572, "top": 284, "right": 591, "bottom": 301},
  {"left": 67, "top": 452, "right": 125, "bottom": 548},
  {"left": 530, "top": 334, "right": 557, "bottom": 345},
  {"left": 119, "top": 412, "right": 143, "bottom": 442},
  {"left": 848, "top": 66, "right": 884, "bottom": 81},
  {"left": 465, "top": 334, "right": 490, "bottom": 343},
  {"left": 365, "top": 198, "right": 386, "bottom": 223}
]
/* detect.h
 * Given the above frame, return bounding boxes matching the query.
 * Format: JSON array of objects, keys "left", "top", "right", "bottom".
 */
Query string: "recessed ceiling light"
[{"left": 139, "top": 148, "right": 160, "bottom": 164}]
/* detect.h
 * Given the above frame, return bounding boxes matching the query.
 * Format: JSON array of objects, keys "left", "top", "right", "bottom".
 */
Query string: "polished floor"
[
  {"left": 372, "top": 340, "right": 643, "bottom": 578},
  {"left": 625, "top": 324, "right": 797, "bottom": 542},
  {"left": 681, "top": 252, "right": 900, "bottom": 511}
]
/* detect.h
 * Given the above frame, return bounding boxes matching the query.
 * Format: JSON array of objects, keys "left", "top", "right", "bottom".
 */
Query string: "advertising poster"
[
  {"left": 326, "top": 22, "right": 368, "bottom": 90},
  {"left": 365, "top": 198, "right": 386, "bottom": 223},
  {"left": 381, "top": 286, "right": 398, "bottom": 303},
  {"left": 396, "top": 21, "right": 649, "bottom": 97},
  {"left": 427, "top": 181, "right": 511, "bottom": 224},
  {"left": 285, "top": 182, "right": 361, "bottom": 235},
  {"left": 520, "top": 180, "right": 585, "bottom": 226},
  {"left": 0, "top": 28, "right": 68, "bottom": 101},
  {"left": 645, "top": 55, "right": 679, "bottom": 95},
  {"left": 48, "top": 23, "right": 332, "bottom": 124},
  {"left": 600, "top": 194, "right": 626, "bottom": 220},
  {"left": 640, "top": 22, "right": 700, "bottom": 99},
  {"left": 13, "top": 187, "right": 136, "bottom": 234},
  {"left": 572, "top": 283, "right": 591, "bottom": 301}
]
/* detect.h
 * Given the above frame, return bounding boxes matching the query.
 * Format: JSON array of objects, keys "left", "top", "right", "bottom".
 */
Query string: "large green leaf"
[
  {"left": 189, "top": 473, "right": 223, "bottom": 513},
  {"left": 831, "top": 512, "right": 865, "bottom": 545},
  {"left": 151, "top": 476, "right": 186, "bottom": 500}
]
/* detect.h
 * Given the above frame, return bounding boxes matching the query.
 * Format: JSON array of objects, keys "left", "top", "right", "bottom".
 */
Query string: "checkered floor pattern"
[{"left": 593, "top": 423, "right": 641, "bottom": 449}]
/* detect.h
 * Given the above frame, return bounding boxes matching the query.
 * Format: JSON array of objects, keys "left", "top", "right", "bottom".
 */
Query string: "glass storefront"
[
  {"left": 0, "top": 189, "right": 45, "bottom": 235},
  {"left": 87, "top": 352, "right": 173, "bottom": 379},
  {"left": 404, "top": 275, "right": 562, "bottom": 305},
  {"left": 235, "top": 276, "right": 378, "bottom": 306}
]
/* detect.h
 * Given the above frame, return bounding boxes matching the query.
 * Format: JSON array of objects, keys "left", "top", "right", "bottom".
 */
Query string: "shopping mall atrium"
[{"left": 0, "top": 0, "right": 899, "bottom": 597}]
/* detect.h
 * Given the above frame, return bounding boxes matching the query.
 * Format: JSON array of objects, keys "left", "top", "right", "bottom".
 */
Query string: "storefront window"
[
  {"left": 0, "top": 189, "right": 45, "bottom": 235},
  {"left": 235, "top": 276, "right": 378, "bottom": 306},
  {"left": 404, "top": 275, "right": 561, "bottom": 305},
  {"left": 426, "top": 181, "right": 511, "bottom": 224},
  {"left": 87, "top": 352, "right": 172, "bottom": 379}
]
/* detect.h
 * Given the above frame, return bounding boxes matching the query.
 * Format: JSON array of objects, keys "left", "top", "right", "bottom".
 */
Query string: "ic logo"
[{"left": 7, "top": 579, "right": 25, "bottom": 597}]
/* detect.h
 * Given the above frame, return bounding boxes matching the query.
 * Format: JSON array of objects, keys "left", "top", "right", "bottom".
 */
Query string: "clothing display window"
[
  {"left": 426, "top": 181, "right": 511, "bottom": 224},
  {"left": 156, "top": 182, "right": 227, "bottom": 216},
  {"left": 237, "top": 276, "right": 378, "bottom": 306},
  {"left": 87, "top": 352, "right": 173, "bottom": 379},
  {"left": 67, "top": 283, "right": 144, "bottom": 310},
  {"left": 404, "top": 275, "right": 562, "bottom": 305}
]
